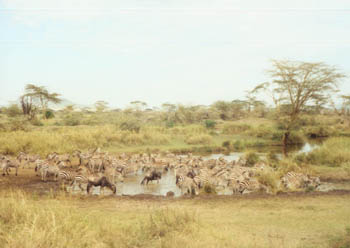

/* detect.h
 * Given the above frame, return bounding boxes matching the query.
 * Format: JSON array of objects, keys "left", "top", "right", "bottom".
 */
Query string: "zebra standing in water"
[
  {"left": 237, "top": 177, "right": 267, "bottom": 194},
  {"left": 176, "top": 175, "right": 199, "bottom": 196},
  {"left": 281, "top": 172, "right": 320, "bottom": 190},
  {"left": 57, "top": 170, "right": 78, "bottom": 190}
]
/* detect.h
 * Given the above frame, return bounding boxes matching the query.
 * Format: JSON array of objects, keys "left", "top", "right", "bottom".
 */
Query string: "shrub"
[
  {"left": 233, "top": 140, "right": 245, "bottom": 151},
  {"left": 4, "top": 104, "right": 22, "bottom": 117},
  {"left": 303, "top": 126, "right": 335, "bottom": 138},
  {"left": 7, "top": 119, "right": 30, "bottom": 132},
  {"left": 204, "top": 120, "right": 216, "bottom": 129},
  {"left": 165, "top": 120, "right": 175, "bottom": 128},
  {"left": 222, "top": 140, "right": 231, "bottom": 149},
  {"left": 44, "top": 109, "right": 55, "bottom": 119},
  {"left": 256, "top": 171, "right": 279, "bottom": 194},
  {"left": 244, "top": 151, "right": 260, "bottom": 167}
]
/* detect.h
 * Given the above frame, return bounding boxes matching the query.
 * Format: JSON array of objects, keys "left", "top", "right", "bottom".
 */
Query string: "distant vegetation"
[{"left": 0, "top": 60, "right": 349, "bottom": 160}]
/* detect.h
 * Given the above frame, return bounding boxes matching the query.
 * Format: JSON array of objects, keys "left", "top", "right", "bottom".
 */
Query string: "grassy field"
[
  {"left": 0, "top": 189, "right": 349, "bottom": 248},
  {"left": 1, "top": 113, "right": 350, "bottom": 247}
]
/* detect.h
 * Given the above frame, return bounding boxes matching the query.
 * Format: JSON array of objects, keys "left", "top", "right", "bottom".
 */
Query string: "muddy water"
[{"left": 68, "top": 169, "right": 182, "bottom": 197}]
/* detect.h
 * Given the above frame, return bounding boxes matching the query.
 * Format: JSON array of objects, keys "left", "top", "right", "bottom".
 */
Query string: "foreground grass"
[{"left": 0, "top": 190, "right": 350, "bottom": 248}]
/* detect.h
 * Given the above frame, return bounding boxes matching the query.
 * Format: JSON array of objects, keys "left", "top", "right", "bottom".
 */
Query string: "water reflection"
[
  {"left": 203, "top": 141, "right": 321, "bottom": 162},
  {"left": 68, "top": 170, "right": 182, "bottom": 197}
]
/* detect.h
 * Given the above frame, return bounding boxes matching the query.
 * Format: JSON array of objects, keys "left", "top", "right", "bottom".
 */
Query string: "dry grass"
[{"left": 0, "top": 190, "right": 350, "bottom": 248}]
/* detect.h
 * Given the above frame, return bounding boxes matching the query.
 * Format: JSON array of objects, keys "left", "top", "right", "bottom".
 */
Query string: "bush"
[
  {"left": 4, "top": 104, "right": 22, "bottom": 117},
  {"left": 204, "top": 120, "right": 216, "bottom": 129},
  {"left": 44, "top": 109, "right": 55, "bottom": 119},
  {"left": 165, "top": 120, "right": 175, "bottom": 128},
  {"left": 244, "top": 151, "right": 260, "bottom": 167},
  {"left": 222, "top": 140, "right": 231, "bottom": 150},
  {"left": 256, "top": 171, "right": 279, "bottom": 194},
  {"left": 7, "top": 119, "right": 30, "bottom": 132},
  {"left": 303, "top": 126, "right": 335, "bottom": 138},
  {"left": 233, "top": 140, "right": 245, "bottom": 151}
]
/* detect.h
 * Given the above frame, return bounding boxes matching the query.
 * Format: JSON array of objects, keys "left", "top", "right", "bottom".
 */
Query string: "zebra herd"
[{"left": 0, "top": 149, "right": 322, "bottom": 196}]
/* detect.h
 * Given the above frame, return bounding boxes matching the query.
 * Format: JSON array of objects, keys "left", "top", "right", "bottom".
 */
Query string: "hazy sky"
[{"left": 1, "top": 0, "right": 350, "bottom": 108}]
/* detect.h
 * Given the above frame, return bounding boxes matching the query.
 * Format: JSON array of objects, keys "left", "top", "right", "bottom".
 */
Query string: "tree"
[
  {"left": 21, "top": 84, "right": 62, "bottom": 119},
  {"left": 25, "top": 84, "right": 62, "bottom": 110},
  {"left": 94, "top": 101, "right": 109, "bottom": 112},
  {"left": 258, "top": 60, "right": 345, "bottom": 146}
]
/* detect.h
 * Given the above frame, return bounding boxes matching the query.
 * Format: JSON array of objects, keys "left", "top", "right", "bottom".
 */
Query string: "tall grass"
[
  {"left": 1, "top": 189, "right": 350, "bottom": 248},
  {"left": 0, "top": 126, "right": 171, "bottom": 156},
  {"left": 0, "top": 190, "right": 199, "bottom": 248},
  {"left": 295, "top": 137, "right": 350, "bottom": 167}
]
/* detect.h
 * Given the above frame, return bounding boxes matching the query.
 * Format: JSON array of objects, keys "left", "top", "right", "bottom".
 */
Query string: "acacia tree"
[
  {"left": 20, "top": 84, "right": 62, "bottom": 119},
  {"left": 257, "top": 60, "right": 345, "bottom": 146}
]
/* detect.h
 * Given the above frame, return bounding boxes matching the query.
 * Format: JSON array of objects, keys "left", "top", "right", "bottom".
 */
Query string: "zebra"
[
  {"left": 281, "top": 172, "right": 321, "bottom": 190},
  {"left": 70, "top": 167, "right": 102, "bottom": 191},
  {"left": 193, "top": 169, "right": 212, "bottom": 189},
  {"left": 237, "top": 178, "right": 267, "bottom": 194},
  {"left": 36, "top": 163, "right": 60, "bottom": 181},
  {"left": 1, "top": 158, "right": 19, "bottom": 176},
  {"left": 72, "top": 150, "right": 91, "bottom": 166},
  {"left": 24, "top": 154, "right": 41, "bottom": 168},
  {"left": 17, "top": 152, "right": 27, "bottom": 168},
  {"left": 70, "top": 174, "right": 89, "bottom": 191},
  {"left": 281, "top": 172, "right": 308, "bottom": 190},
  {"left": 57, "top": 170, "right": 77, "bottom": 190},
  {"left": 58, "top": 170, "right": 75, "bottom": 183},
  {"left": 87, "top": 158, "right": 104, "bottom": 173},
  {"left": 176, "top": 175, "right": 198, "bottom": 196},
  {"left": 1, "top": 157, "right": 10, "bottom": 176}
]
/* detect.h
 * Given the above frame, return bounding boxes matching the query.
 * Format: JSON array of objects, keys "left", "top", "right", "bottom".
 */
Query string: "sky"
[{"left": 1, "top": 0, "right": 350, "bottom": 108}]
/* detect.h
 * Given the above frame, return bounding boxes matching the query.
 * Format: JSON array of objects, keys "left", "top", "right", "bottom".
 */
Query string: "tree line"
[{"left": 1, "top": 60, "right": 349, "bottom": 146}]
